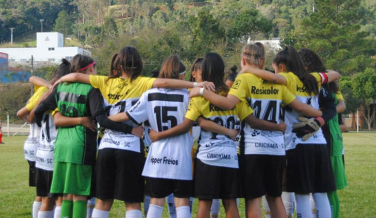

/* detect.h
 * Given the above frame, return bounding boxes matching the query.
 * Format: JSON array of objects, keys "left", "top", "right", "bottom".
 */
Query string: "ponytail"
[{"left": 273, "top": 46, "right": 318, "bottom": 94}]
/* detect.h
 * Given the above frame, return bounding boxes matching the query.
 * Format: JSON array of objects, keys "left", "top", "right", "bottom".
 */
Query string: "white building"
[
  {"left": 0, "top": 32, "right": 90, "bottom": 65},
  {"left": 247, "top": 38, "right": 282, "bottom": 51}
]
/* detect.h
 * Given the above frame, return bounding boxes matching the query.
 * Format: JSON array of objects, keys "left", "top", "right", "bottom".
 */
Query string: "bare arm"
[
  {"left": 17, "top": 107, "right": 32, "bottom": 123},
  {"left": 108, "top": 113, "right": 129, "bottom": 122},
  {"left": 53, "top": 112, "right": 96, "bottom": 132},
  {"left": 336, "top": 100, "right": 346, "bottom": 113},
  {"left": 149, "top": 118, "right": 194, "bottom": 142},
  {"left": 197, "top": 117, "right": 238, "bottom": 140},
  {"left": 29, "top": 76, "right": 52, "bottom": 88},
  {"left": 240, "top": 66, "right": 287, "bottom": 85},
  {"left": 326, "top": 70, "right": 340, "bottom": 83},
  {"left": 244, "top": 114, "right": 286, "bottom": 133},
  {"left": 288, "top": 99, "right": 322, "bottom": 117},
  {"left": 153, "top": 79, "right": 215, "bottom": 91},
  {"left": 53, "top": 73, "right": 90, "bottom": 88},
  {"left": 189, "top": 88, "right": 240, "bottom": 110}
]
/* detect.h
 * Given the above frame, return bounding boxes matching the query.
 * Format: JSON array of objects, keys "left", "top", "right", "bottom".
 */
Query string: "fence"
[{"left": 2, "top": 123, "right": 29, "bottom": 136}]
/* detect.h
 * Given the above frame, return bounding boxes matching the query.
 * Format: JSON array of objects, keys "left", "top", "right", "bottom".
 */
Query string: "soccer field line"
[{"left": 355, "top": 133, "right": 376, "bottom": 139}]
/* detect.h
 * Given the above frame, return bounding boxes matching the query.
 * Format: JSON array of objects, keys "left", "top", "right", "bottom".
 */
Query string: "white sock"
[
  {"left": 146, "top": 205, "right": 163, "bottom": 218},
  {"left": 312, "top": 192, "right": 331, "bottom": 218},
  {"left": 126, "top": 209, "right": 143, "bottom": 218},
  {"left": 262, "top": 196, "right": 271, "bottom": 218},
  {"left": 210, "top": 199, "right": 220, "bottom": 217},
  {"left": 189, "top": 197, "right": 194, "bottom": 213},
  {"left": 92, "top": 208, "right": 110, "bottom": 218},
  {"left": 33, "top": 201, "right": 42, "bottom": 218},
  {"left": 166, "top": 193, "right": 176, "bottom": 218},
  {"left": 38, "top": 211, "right": 54, "bottom": 218},
  {"left": 176, "top": 206, "right": 191, "bottom": 218},
  {"left": 236, "top": 198, "right": 239, "bottom": 207},
  {"left": 310, "top": 194, "right": 317, "bottom": 218},
  {"left": 295, "top": 194, "right": 311, "bottom": 218},
  {"left": 144, "top": 195, "right": 151, "bottom": 216},
  {"left": 87, "top": 198, "right": 95, "bottom": 218},
  {"left": 53, "top": 206, "right": 61, "bottom": 218},
  {"left": 282, "top": 192, "right": 295, "bottom": 218}
]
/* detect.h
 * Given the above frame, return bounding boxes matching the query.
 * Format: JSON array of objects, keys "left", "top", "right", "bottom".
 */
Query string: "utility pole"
[
  {"left": 40, "top": 19, "right": 44, "bottom": 32},
  {"left": 10, "top": 28, "right": 15, "bottom": 44}
]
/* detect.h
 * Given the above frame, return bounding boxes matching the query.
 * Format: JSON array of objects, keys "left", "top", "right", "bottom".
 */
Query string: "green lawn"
[{"left": 0, "top": 133, "right": 375, "bottom": 217}]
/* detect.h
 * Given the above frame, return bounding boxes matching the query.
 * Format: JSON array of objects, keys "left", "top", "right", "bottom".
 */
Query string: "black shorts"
[
  {"left": 240, "top": 155, "right": 285, "bottom": 199},
  {"left": 286, "top": 144, "right": 336, "bottom": 193},
  {"left": 194, "top": 159, "right": 240, "bottom": 199},
  {"left": 95, "top": 148, "right": 145, "bottom": 202},
  {"left": 36, "top": 168, "right": 53, "bottom": 197},
  {"left": 27, "top": 160, "right": 37, "bottom": 187},
  {"left": 145, "top": 177, "right": 193, "bottom": 198}
]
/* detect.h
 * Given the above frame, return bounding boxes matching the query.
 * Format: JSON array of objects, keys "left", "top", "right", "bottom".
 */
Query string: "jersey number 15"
[{"left": 154, "top": 106, "right": 178, "bottom": 132}]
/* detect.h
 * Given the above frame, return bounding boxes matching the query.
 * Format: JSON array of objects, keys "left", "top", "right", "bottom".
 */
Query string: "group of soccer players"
[{"left": 18, "top": 42, "right": 347, "bottom": 218}]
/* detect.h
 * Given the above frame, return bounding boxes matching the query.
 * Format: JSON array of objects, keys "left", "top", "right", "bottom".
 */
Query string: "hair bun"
[
  {"left": 230, "top": 65, "right": 237, "bottom": 74},
  {"left": 61, "top": 58, "right": 70, "bottom": 65}
]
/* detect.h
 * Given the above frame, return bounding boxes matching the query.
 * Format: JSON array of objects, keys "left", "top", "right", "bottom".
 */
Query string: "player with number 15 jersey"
[{"left": 127, "top": 88, "right": 193, "bottom": 181}]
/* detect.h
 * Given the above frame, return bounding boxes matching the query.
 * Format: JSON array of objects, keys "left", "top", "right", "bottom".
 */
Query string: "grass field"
[{"left": 0, "top": 132, "right": 375, "bottom": 217}]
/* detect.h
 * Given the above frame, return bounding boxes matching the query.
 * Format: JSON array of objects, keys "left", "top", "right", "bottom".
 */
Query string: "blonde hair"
[{"left": 242, "top": 43, "right": 265, "bottom": 69}]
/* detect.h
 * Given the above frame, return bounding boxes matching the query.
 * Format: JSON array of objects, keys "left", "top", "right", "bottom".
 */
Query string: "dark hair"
[
  {"left": 330, "top": 79, "right": 340, "bottom": 94},
  {"left": 226, "top": 72, "right": 237, "bottom": 82},
  {"left": 298, "top": 48, "right": 339, "bottom": 93},
  {"left": 190, "top": 58, "right": 203, "bottom": 82},
  {"left": 202, "top": 53, "right": 228, "bottom": 93},
  {"left": 110, "top": 53, "right": 118, "bottom": 76},
  {"left": 273, "top": 46, "right": 318, "bottom": 94},
  {"left": 159, "top": 55, "right": 185, "bottom": 80},
  {"left": 151, "top": 70, "right": 159, "bottom": 78},
  {"left": 112, "top": 46, "right": 143, "bottom": 82},
  {"left": 298, "top": 48, "right": 326, "bottom": 73},
  {"left": 53, "top": 58, "right": 71, "bottom": 79},
  {"left": 230, "top": 65, "right": 237, "bottom": 74},
  {"left": 225, "top": 65, "right": 238, "bottom": 82},
  {"left": 70, "top": 54, "right": 95, "bottom": 74}
]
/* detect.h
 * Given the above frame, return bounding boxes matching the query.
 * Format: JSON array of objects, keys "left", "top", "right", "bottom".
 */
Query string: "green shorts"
[
  {"left": 50, "top": 162, "right": 93, "bottom": 196},
  {"left": 330, "top": 156, "right": 347, "bottom": 190}
]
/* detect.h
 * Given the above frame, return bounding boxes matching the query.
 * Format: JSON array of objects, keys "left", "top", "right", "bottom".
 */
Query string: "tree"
[
  {"left": 227, "top": 8, "right": 272, "bottom": 43},
  {"left": 187, "top": 9, "right": 225, "bottom": 58},
  {"left": 54, "top": 11, "right": 73, "bottom": 36},
  {"left": 351, "top": 68, "right": 376, "bottom": 129},
  {"left": 339, "top": 76, "right": 362, "bottom": 115},
  {"left": 100, "top": 17, "right": 119, "bottom": 41},
  {"left": 288, "top": 0, "right": 376, "bottom": 76}
]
